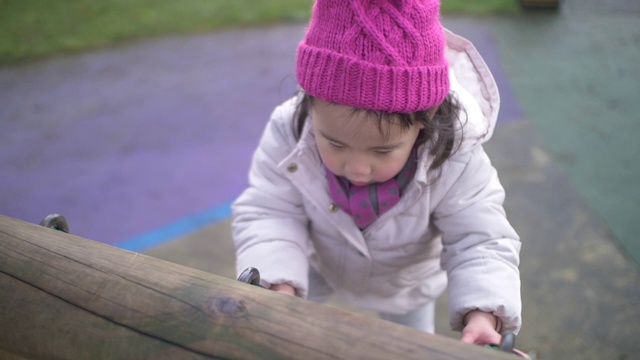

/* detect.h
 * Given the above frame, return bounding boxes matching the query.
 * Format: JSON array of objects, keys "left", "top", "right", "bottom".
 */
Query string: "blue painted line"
[{"left": 115, "top": 201, "right": 232, "bottom": 252}]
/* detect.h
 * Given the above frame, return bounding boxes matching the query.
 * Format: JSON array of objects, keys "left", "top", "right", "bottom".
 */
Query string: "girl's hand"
[
  {"left": 269, "top": 283, "right": 296, "bottom": 296},
  {"left": 460, "top": 310, "right": 501, "bottom": 345}
]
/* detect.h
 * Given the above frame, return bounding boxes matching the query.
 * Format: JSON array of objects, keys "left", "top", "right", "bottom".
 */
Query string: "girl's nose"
[{"left": 345, "top": 155, "right": 372, "bottom": 176}]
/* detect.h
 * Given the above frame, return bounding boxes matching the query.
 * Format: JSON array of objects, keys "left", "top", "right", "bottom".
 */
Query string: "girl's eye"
[
  {"left": 329, "top": 142, "right": 344, "bottom": 149},
  {"left": 374, "top": 150, "right": 392, "bottom": 156}
]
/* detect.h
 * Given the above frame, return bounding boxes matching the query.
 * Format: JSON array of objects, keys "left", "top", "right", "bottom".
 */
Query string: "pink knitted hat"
[{"left": 296, "top": 0, "right": 449, "bottom": 113}]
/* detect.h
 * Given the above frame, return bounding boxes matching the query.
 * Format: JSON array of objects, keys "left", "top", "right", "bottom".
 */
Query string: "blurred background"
[{"left": 1, "top": 0, "right": 639, "bottom": 359}]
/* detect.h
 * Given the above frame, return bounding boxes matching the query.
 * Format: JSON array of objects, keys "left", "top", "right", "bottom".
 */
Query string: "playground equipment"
[
  {"left": 0, "top": 214, "right": 519, "bottom": 359},
  {"left": 239, "top": 267, "right": 530, "bottom": 359}
]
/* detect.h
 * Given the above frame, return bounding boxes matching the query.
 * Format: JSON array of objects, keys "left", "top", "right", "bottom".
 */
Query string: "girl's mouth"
[{"left": 350, "top": 180, "right": 370, "bottom": 187}]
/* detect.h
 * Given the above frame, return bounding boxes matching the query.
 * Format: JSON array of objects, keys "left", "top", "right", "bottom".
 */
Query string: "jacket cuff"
[{"left": 460, "top": 309, "right": 502, "bottom": 332}]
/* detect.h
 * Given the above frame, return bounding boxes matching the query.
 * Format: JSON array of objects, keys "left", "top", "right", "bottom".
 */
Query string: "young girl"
[{"left": 232, "top": 0, "right": 521, "bottom": 346}]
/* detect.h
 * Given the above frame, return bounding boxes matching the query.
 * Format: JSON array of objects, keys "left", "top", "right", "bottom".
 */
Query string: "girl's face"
[{"left": 311, "top": 99, "right": 423, "bottom": 186}]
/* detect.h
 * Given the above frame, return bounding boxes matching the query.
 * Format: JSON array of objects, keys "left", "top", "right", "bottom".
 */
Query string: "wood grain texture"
[{"left": 0, "top": 215, "right": 512, "bottom": 359}]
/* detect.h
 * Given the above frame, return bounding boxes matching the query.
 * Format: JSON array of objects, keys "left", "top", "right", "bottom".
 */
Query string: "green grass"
[
  {"left": 0, "top": 0, "right": 518, "bottom": 65},
  {"left": 442, "top": 0, "right": 519, "bottom": 14}
]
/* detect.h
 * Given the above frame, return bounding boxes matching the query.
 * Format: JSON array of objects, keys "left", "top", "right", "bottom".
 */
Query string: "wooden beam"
[{"left": 0, "top": 215, "right": 513, "bottom": 359}]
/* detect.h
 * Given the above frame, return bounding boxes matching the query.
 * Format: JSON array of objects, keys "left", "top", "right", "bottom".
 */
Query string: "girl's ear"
[
  {"left": 415, "top": 106, "right": 438, "bottom": 128},
  {"left": 427, "top": 106, "right": 439, "bottom": 120}
]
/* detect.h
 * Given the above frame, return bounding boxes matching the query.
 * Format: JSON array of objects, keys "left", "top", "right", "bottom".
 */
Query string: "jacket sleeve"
[
  {"left": 231, "top": 100, "right": 311, "bottom": 297},
  {"left": 432, "top": 146, "right": 522, "bottom": 334}
]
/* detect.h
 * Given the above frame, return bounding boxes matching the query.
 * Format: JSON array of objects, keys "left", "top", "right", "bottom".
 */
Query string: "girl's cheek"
[
  {"left": 317, "top": 145, "right": 341, "bottom": 173},
  {"left": 375, "top": 168, "right": 398, "bottom": 183},
  {"left": 375, "top": 158, "right": 406, "bottom": 182}
]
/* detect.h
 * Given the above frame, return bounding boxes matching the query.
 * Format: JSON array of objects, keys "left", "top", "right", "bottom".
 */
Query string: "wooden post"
[{"left": 0, "top": 215, "right": 512, "bottom": 359}]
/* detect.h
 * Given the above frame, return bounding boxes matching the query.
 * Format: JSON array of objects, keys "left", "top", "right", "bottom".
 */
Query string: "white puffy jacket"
[{"left": 232, "top": 30, "right": 522, "bottom": 333}]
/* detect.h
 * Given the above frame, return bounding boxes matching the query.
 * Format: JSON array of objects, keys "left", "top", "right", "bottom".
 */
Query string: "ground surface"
[{"left": 2, "top": 1, "right": 639, "bottom": 358}]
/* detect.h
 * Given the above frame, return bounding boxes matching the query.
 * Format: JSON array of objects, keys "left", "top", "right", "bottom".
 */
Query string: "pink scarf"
[{"left": 326, "top": 147, "right": 418, "bottom": 229}]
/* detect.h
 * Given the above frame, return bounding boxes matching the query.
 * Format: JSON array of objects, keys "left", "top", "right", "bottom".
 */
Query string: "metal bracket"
[
  {"left": 39, "top": 214, "right": 70, "bottom": 233},
  {"left": 237, "top": 267, "right": 265, "bottom": 288}
]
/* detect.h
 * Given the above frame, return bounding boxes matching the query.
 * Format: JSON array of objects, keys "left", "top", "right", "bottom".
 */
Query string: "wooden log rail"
[{"left": 0, "top": 215, "right": 513, "bottom": 359}]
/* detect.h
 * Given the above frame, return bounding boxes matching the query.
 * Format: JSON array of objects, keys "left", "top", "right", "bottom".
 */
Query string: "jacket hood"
[{"left": 445, "top": 29, "right": 500, "bottom": 154}]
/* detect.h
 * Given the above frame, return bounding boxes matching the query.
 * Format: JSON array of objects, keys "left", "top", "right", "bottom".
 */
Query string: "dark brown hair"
[{"left": 293, "top": 92, "right": 465, "bottom": 174}]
